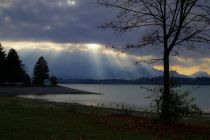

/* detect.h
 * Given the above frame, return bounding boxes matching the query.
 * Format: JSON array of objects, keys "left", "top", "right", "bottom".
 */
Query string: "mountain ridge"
[{"left": 191, "top": 71, "right": 210, "bottom": 78}]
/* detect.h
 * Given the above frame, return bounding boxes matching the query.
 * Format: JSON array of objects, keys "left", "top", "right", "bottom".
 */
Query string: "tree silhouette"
[
  {"left": 0, "top": 44, "right": 6, "bottom": 85},
  {"left": 33, "top": 56, "right": 49, "bottom": 86},
  {"left": 97, "top": 0, "right": 210, "bottom": 122},
  {"left": 7, "top": 49, "right": 27, "bottom": 85}
]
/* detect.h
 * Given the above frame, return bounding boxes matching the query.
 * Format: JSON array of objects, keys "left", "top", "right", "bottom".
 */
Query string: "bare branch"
[
  {"left": 97, "top": 0, "right": 210, "bottom": 60},
  {"left": 136, "top": 58, "right": 164, "bottom": 64}
]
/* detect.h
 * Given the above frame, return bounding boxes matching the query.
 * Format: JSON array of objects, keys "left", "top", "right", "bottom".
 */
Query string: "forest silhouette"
[{"left": 0, "top": 44, "right": 55, "bottom": 86}]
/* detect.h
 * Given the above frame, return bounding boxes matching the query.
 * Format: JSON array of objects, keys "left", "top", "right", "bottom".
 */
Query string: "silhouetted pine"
[
  {"left": 0, "top": 44, "right": 6, "bottom": 85},
  {"left": 33, "top": 56, "right": 49, "bottom": 86},
  {"left": 6, "top": 49, "right": 30, "bottom": 86}
]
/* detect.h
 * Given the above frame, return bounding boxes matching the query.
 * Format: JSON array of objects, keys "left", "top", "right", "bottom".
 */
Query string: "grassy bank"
[{"left": 0, "top": 95, "right": 209, "bottom": 140}]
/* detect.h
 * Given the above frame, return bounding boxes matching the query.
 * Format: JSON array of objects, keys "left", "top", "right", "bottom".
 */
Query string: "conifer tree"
[
  {"left": 7, "top": 49, "right": 29, "bottom": 85},
  {"left": 33, "top": 56, "right": 49, "bottom": 86}
]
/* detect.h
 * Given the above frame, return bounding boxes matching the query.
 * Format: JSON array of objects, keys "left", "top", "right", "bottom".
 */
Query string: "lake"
[{"left": 19, "top": 84, "right": 210, "bottom": 112}]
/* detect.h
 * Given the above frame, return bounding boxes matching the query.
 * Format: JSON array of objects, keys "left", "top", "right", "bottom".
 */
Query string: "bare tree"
[{"left": 97, "top": 0, "right": 210, "bottom": 122}]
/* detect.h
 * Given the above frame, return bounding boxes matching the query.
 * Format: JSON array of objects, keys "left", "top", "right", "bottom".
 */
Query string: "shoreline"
[
  {"left": 0, "top": 86, "right": 101, "bottom": 95},
  {"left": 0, "top": 91, "right": 209, "bottom": 139},
  {"left": 4, "top": 90, "right": 210, "bottom": 118}
]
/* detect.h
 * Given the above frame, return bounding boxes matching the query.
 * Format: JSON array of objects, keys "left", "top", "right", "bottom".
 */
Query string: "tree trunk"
[{"left": 161, "top": 53, "right": 171, "bottom": 122}]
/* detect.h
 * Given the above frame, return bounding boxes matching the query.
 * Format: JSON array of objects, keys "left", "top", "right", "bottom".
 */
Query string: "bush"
[
  {"left": 50, "top": 76, "right": 58, "bottom": 86},
  {"left": 147, "top": 84, "right": 201, "bottom": 122}
]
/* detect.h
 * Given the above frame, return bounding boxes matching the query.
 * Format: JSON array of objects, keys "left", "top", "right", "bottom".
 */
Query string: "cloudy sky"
[{"left": 0, "top": 0, "right": 210, "bottom": 78}]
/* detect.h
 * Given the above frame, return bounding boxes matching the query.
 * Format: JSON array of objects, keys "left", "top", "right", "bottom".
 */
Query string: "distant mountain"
[
  {"left": 170, "top": 71, "right": 190, "bottom": 78},
  {"left": 191, "top": 71, "right": 210, "bottom": 78}
]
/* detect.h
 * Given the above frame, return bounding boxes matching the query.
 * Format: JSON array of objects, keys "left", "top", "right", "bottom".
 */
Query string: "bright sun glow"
[
  {"left": 86, "top": 44, "right": 102, "bottom": 50},
  {"left": 67, "top": 0, "right": 76, "bottom": 6}
]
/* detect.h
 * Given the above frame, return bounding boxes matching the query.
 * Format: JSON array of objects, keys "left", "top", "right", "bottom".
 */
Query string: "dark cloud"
[
  {"left": 0, "top": 0, "right": 137, "bottom": 45},
  {"left": 0, "top": 0, "right": 208, "bottom": 56}
]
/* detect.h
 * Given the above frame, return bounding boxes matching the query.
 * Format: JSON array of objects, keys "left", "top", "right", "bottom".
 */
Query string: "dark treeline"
[
  {"left": 0, "top": 44, "right": 57, "bottom": 87},
  {"left": 59, "top": 77, "right": 210, "bottom": 85}
]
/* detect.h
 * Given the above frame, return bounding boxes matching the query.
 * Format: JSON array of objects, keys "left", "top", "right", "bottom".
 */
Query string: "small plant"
[{"left": 120, "top": 104, "right": 133, "bottom": 115}]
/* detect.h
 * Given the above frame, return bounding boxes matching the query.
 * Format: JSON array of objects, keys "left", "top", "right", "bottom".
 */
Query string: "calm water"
[{"left": 19, "top": 84, "right": 210, "bottom": 112}]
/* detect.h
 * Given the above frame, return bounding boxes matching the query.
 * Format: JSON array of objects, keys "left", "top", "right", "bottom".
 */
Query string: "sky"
[{"left": 0, "top": 0, "right": 210, "bottom": 78}]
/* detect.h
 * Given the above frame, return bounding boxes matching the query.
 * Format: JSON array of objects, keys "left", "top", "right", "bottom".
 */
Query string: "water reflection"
[{"left": 19, "top": 84, "right": 210, "bottom": 112}]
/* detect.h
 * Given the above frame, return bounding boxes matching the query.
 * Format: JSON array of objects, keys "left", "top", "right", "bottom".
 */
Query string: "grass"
[{"left": 0, "top": 94, "right": 209, "bottom": 140}]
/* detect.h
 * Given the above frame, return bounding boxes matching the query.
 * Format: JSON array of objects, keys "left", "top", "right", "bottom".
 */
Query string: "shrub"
[
  {"left": 50, "top": 76, "right": 58, "bottom": 86},
  {"left": 147, "top": 83, "right": 201, "bottom": 122}
]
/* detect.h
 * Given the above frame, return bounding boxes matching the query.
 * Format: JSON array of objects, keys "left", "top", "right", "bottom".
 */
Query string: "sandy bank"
[{"left": 0, "top": 86, "right": 100, "bottom": 95}]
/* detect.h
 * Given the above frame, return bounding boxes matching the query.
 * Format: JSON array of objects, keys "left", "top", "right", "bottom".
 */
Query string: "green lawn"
[{"left": 0, "top": 95, "right": 209, "bottom": 140}]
